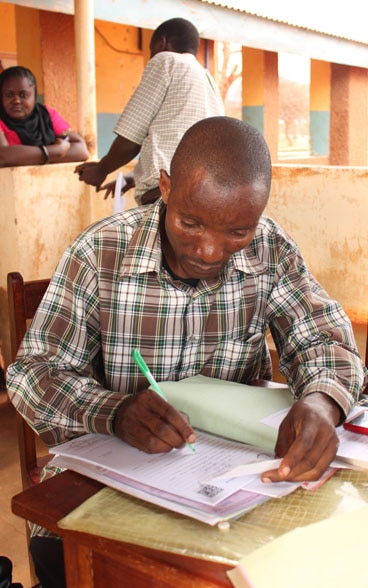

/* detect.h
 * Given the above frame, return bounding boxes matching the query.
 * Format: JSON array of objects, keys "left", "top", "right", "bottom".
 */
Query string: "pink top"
[{"left": 0, "top": 105, "right": 70, "bottom": 145}]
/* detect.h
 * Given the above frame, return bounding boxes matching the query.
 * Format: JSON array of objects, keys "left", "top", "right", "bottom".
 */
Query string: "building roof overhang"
[{"left": 6, "top": 0, "right": 368, "bottom": 68}]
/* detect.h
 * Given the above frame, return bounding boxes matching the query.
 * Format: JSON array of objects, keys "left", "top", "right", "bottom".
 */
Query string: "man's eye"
[
  {"left": 182, "top": 220, "right": 198, "bottom": 228},
  {"left": 4, "top": 92, "right": 14, "bottom": 98},
  {"left": 231, "top": 231, "right": 249, "bottom": 238}
]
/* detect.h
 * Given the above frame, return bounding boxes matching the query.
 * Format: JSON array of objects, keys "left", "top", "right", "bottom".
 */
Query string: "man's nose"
[{"left": 196, "top": 235, "right": 224, "bottom": 263}]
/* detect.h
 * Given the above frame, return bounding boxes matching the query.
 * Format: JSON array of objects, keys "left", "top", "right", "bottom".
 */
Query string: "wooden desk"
[
  {"left": 11, "top": 470, "right": 233, "bottom": 587},
  {"left": 12, "top": 466, "right": 368, "bottom": 588}
]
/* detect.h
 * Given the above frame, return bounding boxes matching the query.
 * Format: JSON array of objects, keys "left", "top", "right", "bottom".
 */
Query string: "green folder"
[{"left": 158, "top": 375, "right": 294, "bottom": 453}]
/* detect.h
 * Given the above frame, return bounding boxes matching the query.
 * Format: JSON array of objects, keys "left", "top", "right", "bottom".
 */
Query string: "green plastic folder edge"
[{"left": 158, "top": 375, "right": 294, "bottom": 453}]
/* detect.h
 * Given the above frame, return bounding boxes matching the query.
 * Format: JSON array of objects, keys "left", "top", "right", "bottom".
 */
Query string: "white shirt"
[{"left": 114, "top": 51, "right": 224, "bottom": 202}]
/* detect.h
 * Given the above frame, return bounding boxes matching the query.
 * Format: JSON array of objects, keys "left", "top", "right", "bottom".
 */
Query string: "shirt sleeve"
[
  {"left": 45, "top": 105, "right": 71, "bottom": 136},
  {"left": 113, "top": 54, "right": 172, "bottom": 145},
  {"left": 266, "top": 238, "right": 366, "bottom": 418},
  {"left": 6, "top": 246, "right": 125, "bottom": 447}
]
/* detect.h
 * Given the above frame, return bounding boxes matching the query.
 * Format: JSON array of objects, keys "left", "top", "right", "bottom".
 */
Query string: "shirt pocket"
[{"left": 202, "top": 331, "right": 268, "bottom": 381}]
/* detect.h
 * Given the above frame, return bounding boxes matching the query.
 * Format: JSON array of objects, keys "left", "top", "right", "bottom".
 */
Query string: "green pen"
[{"left": 132, "top": 349, "right": 195, "bottom": 452}]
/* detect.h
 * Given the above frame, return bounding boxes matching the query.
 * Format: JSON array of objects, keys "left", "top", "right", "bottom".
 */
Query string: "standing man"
[{"left": 75, "top": 17, "right": 224, "bottom": 205}]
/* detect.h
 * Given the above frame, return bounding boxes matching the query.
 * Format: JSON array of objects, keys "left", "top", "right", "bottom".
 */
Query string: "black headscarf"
[{"left": 0, "top": 66, "right": 56, "bottom": 146}]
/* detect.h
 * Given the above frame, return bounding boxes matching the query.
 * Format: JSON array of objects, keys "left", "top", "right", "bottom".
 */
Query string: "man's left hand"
[{"left": 261, "top": 393, "right": 341, "bottom": 483}]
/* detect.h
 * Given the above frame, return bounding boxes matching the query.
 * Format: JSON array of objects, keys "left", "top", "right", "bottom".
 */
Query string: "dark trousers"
[
  {"left": 0, "top": 556, "right": 23, "bottom": 588},
  {"left": 29, "top": 537, "right": 66, "bottom": 588}
]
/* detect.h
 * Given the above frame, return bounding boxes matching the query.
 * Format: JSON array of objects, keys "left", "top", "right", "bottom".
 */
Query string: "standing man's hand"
[
  {"left": 75, "top": 161, "right": 107, "bottom": 190},
  {"left": 261, "top": 393, "right": 341, "bottom": 483},
  {"left": 113, "top": 389, "right": 196, "bottom": 453},
  {"left": 75, "top": 136, "right": 140, "bottom": 193}
]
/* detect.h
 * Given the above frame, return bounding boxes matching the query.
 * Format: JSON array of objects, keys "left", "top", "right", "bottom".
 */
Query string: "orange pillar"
[
  {"left": 330, "top": 64, "right": 368, "bottom": 166},
  {"left": 39, "top": 11, "right": 79, "bottom": 133},
  {"left": 14, "top": 6, "right": 43, "bottom": 95},
  {"left": 310, "top": 60, "right": 330, "bottom": 156},
  {"left": 242, "top": 47, "right": 278, "bottom": 161}
]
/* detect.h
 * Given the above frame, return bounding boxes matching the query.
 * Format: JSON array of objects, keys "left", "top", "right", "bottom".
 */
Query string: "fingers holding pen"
[{"left": 114, "top": 389, "right": 196, "bottom": 453}]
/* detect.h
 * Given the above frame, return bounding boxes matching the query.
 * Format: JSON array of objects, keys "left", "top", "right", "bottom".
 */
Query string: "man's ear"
[
  {"left": 159, "top": 170, "right": 171, "bottom": 204},
  {"left": 156, "top": 35, "right": 167, "bottom": 52}
]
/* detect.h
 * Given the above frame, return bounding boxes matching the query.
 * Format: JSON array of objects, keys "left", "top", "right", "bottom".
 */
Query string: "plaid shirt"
[
  {"left": 114, "top": 51, "right": 224, "bottom": 202},
  {"left": 7, "top": 201, "right": 367, "bottom": 449}
]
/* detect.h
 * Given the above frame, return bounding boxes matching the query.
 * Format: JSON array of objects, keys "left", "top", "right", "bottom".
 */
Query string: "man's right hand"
[
  {"left": 113, "top": 389, "right": 196, "bottom": 454},
  {"left": 75, "top": 161, "right": 107, "bottom": 190}
]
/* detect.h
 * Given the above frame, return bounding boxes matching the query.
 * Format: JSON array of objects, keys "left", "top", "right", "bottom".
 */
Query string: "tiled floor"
[{"left": 0, "top": 391, "right": 32, "bottom": 588}]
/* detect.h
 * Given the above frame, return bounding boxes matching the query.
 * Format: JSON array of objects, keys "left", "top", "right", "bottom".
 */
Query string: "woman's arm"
[
  {"left": 47, "top": 106, "right": 90, "bottom": 163},
  {"left": 0, "top": 130, "right": 89, "bottom": 166},
  {"left": 0, "top": 135, "right": 51, "bottom": 166},
  {"left": 54, "top": 130, "right": 89, "bottom": 163}
]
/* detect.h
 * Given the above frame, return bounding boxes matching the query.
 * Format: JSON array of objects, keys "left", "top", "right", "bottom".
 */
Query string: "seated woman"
[{"left": 0, "top": 65, "right": 89, "bottom": 167}]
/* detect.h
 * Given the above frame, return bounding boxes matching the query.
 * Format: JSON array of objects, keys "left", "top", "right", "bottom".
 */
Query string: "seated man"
[{"left": 7, "top": 116, "right": 367, "bottom": 588}]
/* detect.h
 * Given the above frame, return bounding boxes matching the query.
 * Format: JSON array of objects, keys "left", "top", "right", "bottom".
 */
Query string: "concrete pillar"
[
  {"left": 74, "top": 0, "right": 97, "bottom": 156},
  {"left": 264, "top": 51, "right": 279, "bottom": 161},
  {"left": 242, "top": 47, "right": 278, "bottom": 160},
  {"left": 330, "top": 64, "right": 368, "bottom": 165},
  {"left": 310, "top": 60, "right": 330, "bottom": 156}
]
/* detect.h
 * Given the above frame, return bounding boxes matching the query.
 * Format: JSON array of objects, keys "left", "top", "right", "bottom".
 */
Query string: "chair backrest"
[{"left": 7, "top": 271, "right": 50, "bottom": 490}]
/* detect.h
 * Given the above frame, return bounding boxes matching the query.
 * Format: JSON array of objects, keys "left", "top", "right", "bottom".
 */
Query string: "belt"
[{"left": 141, "top": 186, "right": 161, "bottom": 205}]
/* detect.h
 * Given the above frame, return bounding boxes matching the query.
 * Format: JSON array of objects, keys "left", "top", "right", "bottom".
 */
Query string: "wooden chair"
[
  {"left": 7, "top": 271, "right": 51, "bottom": 491},
  {"left": 7, "top": 272, "right": 51, "bottom": 586}
]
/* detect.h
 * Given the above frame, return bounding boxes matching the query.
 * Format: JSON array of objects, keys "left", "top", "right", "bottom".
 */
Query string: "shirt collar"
[{"left": 119, "top": 201, "right": 163, "bottom": 278}]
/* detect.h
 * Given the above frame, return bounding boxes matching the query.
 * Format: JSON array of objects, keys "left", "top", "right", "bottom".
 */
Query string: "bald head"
[{"left": 170, "top": 117, "right": 272, "bottom": 201}]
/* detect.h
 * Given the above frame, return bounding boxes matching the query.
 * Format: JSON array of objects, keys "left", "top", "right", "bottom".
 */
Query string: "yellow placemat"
[{"left": 58, "top": 468, "right": 368, "bottom": 565}]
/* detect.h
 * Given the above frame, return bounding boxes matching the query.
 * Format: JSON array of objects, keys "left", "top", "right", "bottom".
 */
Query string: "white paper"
[
  {"left": 203, "top": 458, "right": 283, "bottom": 482},
  {"left": 113, "top": 172, "right": 127, "bottom": 213},
  {"left": 51, "top": 454, "right": 270, "bottom": 525},
  {"left": 49, "top": 429, "right": 309, "bottom": 525},
  {"left": 50, "top": 431, "right": 283, "bottom": 506}
]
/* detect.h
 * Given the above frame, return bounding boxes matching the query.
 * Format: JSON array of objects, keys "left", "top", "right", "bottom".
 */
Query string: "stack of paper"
[
  {"left": 49, "top": 376, "right": 368, "bottom": 526},
  {"left": 50, "top": 430, "right": 303, "bottom": 526}
]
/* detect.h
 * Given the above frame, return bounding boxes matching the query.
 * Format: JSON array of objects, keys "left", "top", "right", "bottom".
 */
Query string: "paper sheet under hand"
[
  {"left": 203, "top": 459, "right": 283, "bottom": 483},
  {"left": 263, "top": 405, "right": 368, "bottom": 470}
]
